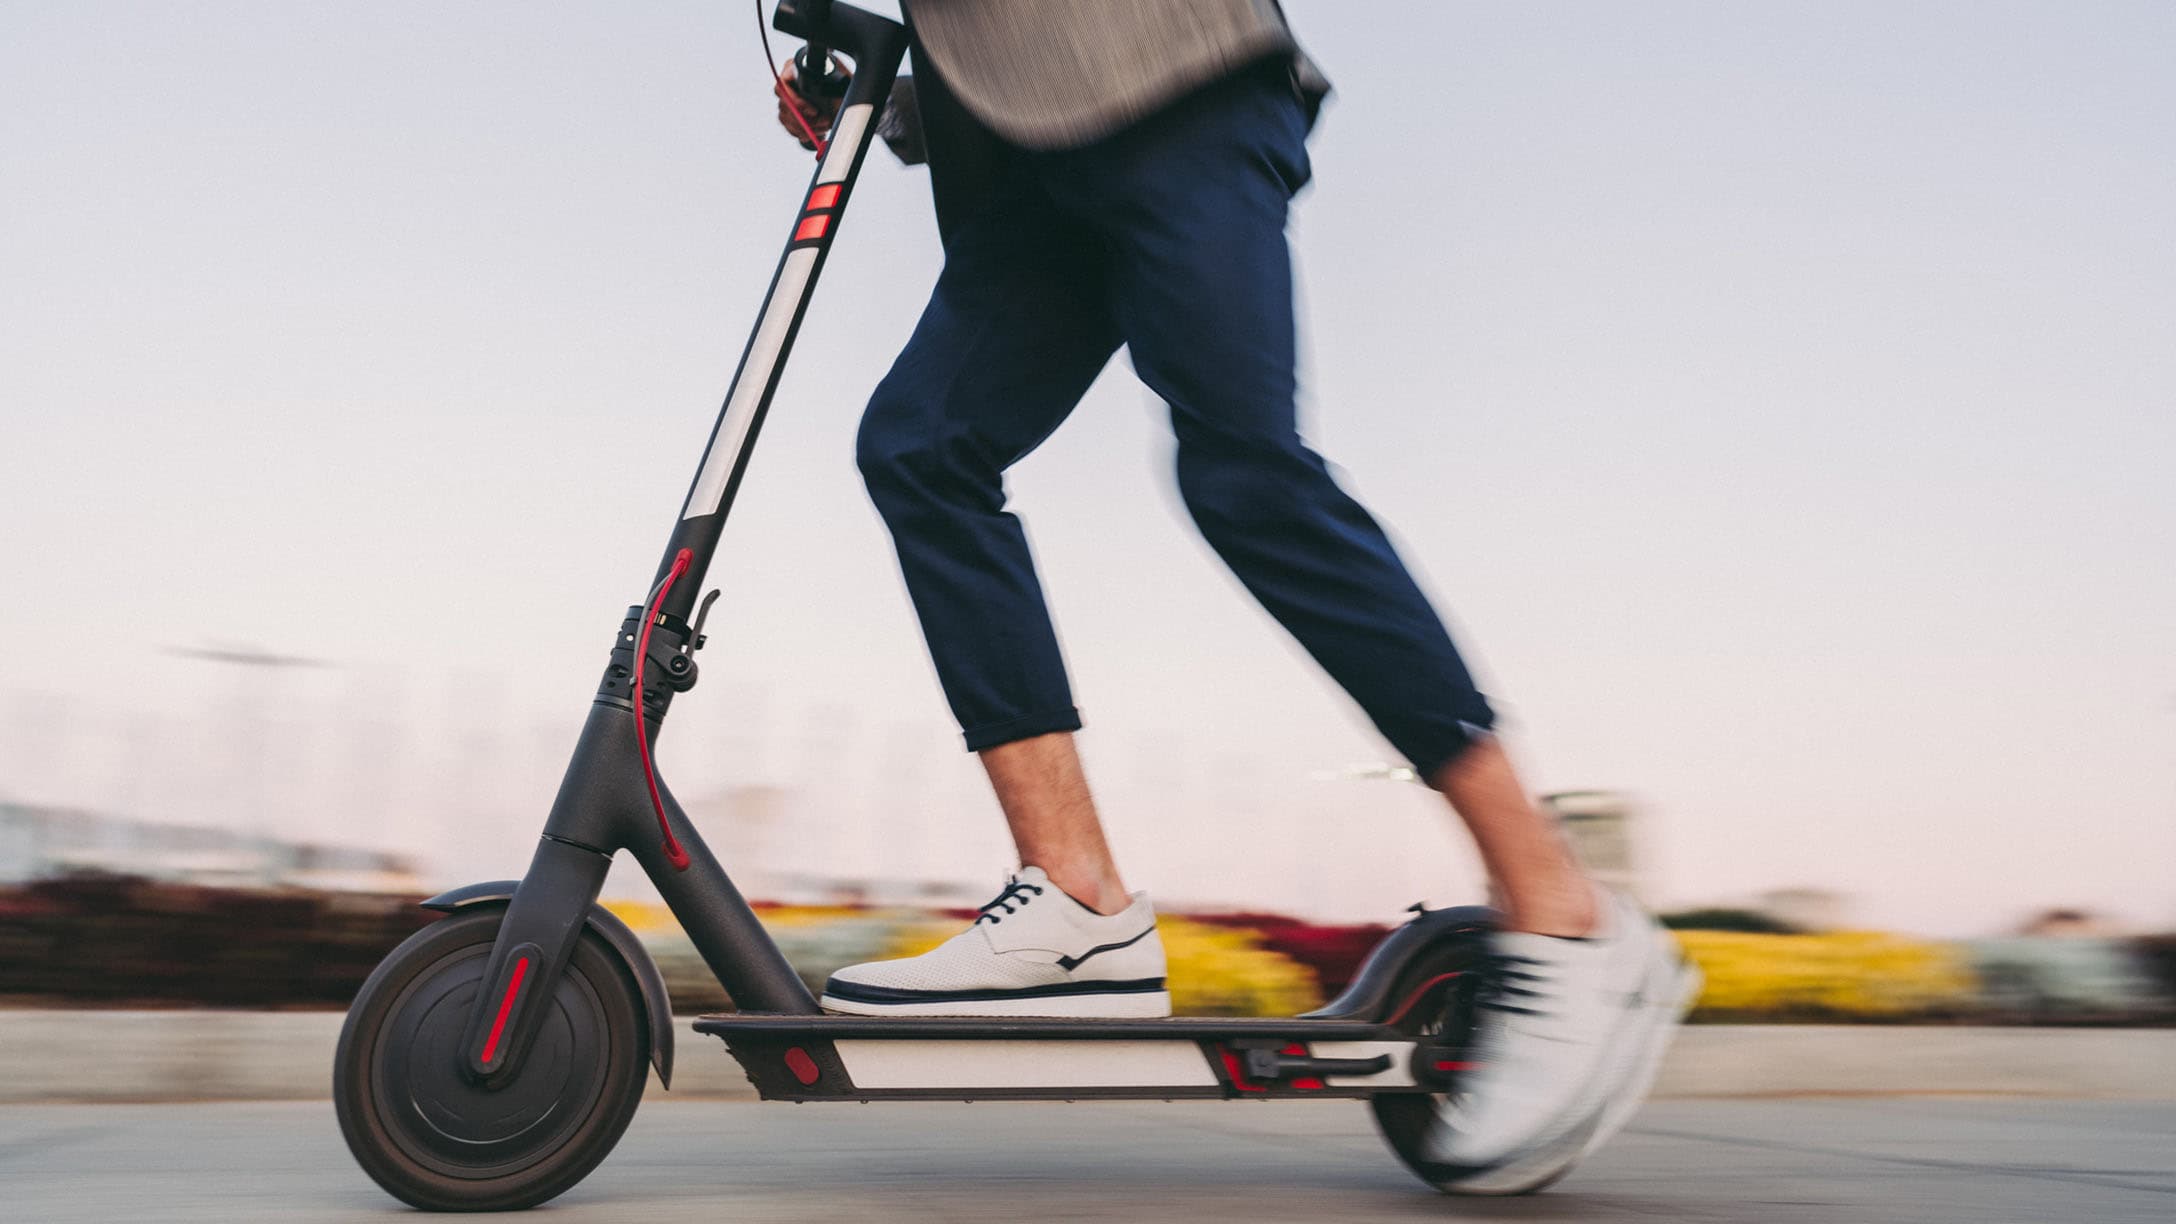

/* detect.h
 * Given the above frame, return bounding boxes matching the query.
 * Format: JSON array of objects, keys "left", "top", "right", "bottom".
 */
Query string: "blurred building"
[
  {"left": 687, "top": 783, "right": 789, "bottom": 900},
  {"left": 1543, "top": 790, "right": 1644, "bottom": 902},
  {"left": 1756, "top": 887, "right": 1850, "bottom": 932},
  {"left": 2016, "top": 907, "right": 2130, "bottom": 938},
  {"left": 0, "top": 801, "right": 424, "bottom": 892},
  {"left": 685, "top": 784, "right": 983, "bottom": 908}
]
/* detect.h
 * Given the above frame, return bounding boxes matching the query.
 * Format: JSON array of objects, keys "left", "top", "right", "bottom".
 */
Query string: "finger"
[
  {"left": 778, "top": 100, "right": 832, "bottom": 134},
  {"left": 773, "top": 78, "right": 813, "bottom": 113}
]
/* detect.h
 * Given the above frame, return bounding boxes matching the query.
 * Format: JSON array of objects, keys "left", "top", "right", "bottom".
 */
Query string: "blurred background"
[{"left": 2, "top": 1, "right": 2173, "bottom": 1024}]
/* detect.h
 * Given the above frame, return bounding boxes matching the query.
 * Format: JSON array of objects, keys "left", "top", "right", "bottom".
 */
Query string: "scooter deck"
[
  {"left": 692, "top": 1012, "right": 1397, "bottom": 1040},
  {"left": 693, "top": 1012, "right": 1433, "bottom": 1102}
]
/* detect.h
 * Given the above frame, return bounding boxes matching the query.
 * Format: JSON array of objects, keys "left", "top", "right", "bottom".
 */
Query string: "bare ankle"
[
  {"left": 1431, "top": 736, "right": 1604, "bottom": 938},
  {"left": 1504, "top": 887, "right": 1601, "bottom": 938},
  {"left": 1038, "top": 866, "right": 1130, "bottom": 916},
  {"left": 981, "top": 732, "right": 1132, "bottom": 916}
]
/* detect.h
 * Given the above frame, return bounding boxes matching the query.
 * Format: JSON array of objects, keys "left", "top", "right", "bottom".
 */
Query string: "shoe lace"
[
  {"left": 974, "top": 877, "right": 1045, "bottom": 925},
  {"left": 1477, "top": 951, "right": 1552, "bottom": 1019}
]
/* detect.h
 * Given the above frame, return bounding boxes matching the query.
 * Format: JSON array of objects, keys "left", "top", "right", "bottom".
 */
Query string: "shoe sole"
[
  {"left": 1430, "top": 1103, "right": 1605, "bottom": 1197},
  {"left": 819, "top": 990, "right": 1175, "bottom": 1019}
]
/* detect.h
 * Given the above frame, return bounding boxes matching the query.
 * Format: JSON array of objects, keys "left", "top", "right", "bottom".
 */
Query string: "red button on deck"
[{"left": 784, "top": 1046, "right": 821, "bottom": 1086}]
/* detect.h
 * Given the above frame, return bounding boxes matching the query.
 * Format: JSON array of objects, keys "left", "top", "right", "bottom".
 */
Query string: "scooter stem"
[
  {"left": 459, "top": 0, "right": 907, "bottom": 1085},
  {"left": 654, "top": 0, "right": 906, "bottom": 619}
]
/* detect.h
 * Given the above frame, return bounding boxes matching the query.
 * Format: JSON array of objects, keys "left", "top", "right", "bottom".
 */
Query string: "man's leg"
[
  {"left": 855, "top": 178, "right": 1135, "bottom": 921},
  {"left": 1048, "top": 64, "right": 1689, "bottom": 1160},
  {"left": 1432, "top": 737, "right": 1596, "bottom": 936},
  {"left": 1049, "top": 68, "right": 1594, "bottom": 935},
  {"left": 855, "top": 188, "right": 1117, "bottom": 755}
]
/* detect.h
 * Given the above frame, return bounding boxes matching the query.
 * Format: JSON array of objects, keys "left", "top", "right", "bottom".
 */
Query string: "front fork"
[
  {"left": 459, "top": 836, "right": 611, "bottom": 1080},
  {"left": 459, "top": 609, "right": 819, "bottom": 1086}
]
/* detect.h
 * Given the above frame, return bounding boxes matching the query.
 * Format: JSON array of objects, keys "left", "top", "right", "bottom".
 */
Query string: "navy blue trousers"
[{"left": 857, "top": 64, "right": 1496, "bottom": 778}]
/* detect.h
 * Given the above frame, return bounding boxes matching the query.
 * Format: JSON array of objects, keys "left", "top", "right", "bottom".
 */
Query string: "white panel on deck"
[{"left": 835, "top": 1040, "right": 1222, "bottom": 1090}]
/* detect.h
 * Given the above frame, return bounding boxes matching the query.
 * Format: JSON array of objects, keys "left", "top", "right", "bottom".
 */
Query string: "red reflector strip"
[
  {"left": 479, "top": 955, "right": 529, "bottom": 1066},
  {"left": 793, "top": 214, "right": 831, "bottom": 242},
  {"left": 806, "top": 183, "right": 842, "bottom": 210},
  {"left": 784, "top": 1046, "right": 820, "bottom": 1086},
  {"left": 1217, "top": 1047, "right": 1264, "bottom": 1093}
]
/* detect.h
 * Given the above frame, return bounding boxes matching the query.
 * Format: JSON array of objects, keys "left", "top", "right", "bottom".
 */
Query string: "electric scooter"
[{"left": 333, "top": 1, "right": 1588, "bottom": 1209}]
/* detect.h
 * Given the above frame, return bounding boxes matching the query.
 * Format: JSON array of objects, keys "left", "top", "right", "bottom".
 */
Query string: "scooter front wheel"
[{"left": 334, "top": 907, "right": 649, "bottom": 1212}]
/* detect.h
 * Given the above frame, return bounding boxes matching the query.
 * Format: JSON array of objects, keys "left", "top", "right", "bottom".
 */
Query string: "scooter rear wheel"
[
  {"left": 1369, "top": 945, "right": 1593, "bottom": 1196},
  {"left": 334, "top": 907, "right": 649, "bottom": 1212}
]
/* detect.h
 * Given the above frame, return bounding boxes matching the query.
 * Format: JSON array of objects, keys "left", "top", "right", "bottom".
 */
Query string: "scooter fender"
[
  {"left": 1301, "top": 904, "right": 1499, "bottom": 1023},
  {"left": 423, "top": 881, "right": 676, "bottom": 1089}
]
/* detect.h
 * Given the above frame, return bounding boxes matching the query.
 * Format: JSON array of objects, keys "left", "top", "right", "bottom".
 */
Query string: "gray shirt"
[{"left": 901, "top": 0, "right": 1326, "bottom": 150}]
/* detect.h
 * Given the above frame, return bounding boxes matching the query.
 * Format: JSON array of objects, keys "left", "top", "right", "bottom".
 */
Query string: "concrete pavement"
[
  {"left": 3, "top": 1097, "right": 2173, "bottom": 1223},
  {"left": 7, "top": 1012, "right": 2176, "bottom": 1102}
]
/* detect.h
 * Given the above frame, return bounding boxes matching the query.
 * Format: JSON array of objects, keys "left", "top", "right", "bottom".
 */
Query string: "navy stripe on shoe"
[
  {"left": 822, "top": 977, "right": 1167, "bottom": 1006},
  {"left": 1056, "top": 926, "right": 1156, "bottom": 971}
]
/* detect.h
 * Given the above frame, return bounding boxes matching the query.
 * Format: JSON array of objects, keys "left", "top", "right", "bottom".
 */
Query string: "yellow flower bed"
[
  {"left": 1675, "top": 930, "right": 1975, "bottom": 1020},
  {"left": 885, "top": 915, "right": 1322, "bottom": 1017},
  {"left": 608, "top": 902, "right": 1976, "bottom": 1022},
  {"left": 601, "top": 899, "right": 676, "bottom": 934},
  {"left": 604, "top": 901, "right": 881, "bottom": 935}
]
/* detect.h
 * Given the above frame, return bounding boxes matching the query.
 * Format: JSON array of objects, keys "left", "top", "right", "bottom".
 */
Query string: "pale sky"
[{"left": 2, "top": 2, "right": 2172, "bottom": 934}]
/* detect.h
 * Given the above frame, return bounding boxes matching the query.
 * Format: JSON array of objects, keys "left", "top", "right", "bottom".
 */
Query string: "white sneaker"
[
  {"left": 1426, "top": 890, "right": 1689, "bottom": 1168},
  {"left": 821, "top": 867, "right": 1172, "bottom": 1018},
  {"left": 1578, "top": 952, "right": 1701, "bottom": 1159}
]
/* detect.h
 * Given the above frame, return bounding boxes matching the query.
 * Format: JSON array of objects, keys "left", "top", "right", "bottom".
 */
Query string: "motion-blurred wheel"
[
  {"left": 1369, "top": 944, "right": 1595, "bottom": 1196},
  {"left": 334, "top": 908, "right": 648, "bottom": 1211}
]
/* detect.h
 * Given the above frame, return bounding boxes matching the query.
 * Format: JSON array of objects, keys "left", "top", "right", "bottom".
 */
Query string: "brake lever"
[{"left": 688, "top": 588, "right": 723, "bottom": 653}]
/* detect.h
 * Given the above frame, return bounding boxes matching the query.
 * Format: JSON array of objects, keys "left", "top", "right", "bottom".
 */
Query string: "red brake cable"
[{"left": 633, "top": 548, "right": 693, "bottom": 871}]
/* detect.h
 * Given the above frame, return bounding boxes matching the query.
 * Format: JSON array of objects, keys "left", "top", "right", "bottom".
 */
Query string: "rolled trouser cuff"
[
  {"left": 961, "top": 706, "right": 1084, "bottom": 753},
  {"left": 1401, "top": 710, "right": 1500, "bottom": 784}
]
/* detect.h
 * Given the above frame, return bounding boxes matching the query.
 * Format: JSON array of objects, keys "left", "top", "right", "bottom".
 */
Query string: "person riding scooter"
[{"left": 774, "top": 0, "right": 1693, "bottom": 1171}]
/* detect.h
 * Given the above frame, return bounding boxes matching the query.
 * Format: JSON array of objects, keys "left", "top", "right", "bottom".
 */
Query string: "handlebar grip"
[
  {"left": 792, "top": 45, "right": 851, "bottom": 102},
  {"left": 783, "top": 0, "right": 839, "bottom": 101}
]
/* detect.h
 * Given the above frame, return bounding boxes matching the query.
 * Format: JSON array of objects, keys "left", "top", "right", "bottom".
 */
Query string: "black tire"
[
  {"left": 334, "top": 908, "right": 649, "bottom": 1212},
  {"left": 1368, "top": 939, "right": 1589, "bottom": 1197}
]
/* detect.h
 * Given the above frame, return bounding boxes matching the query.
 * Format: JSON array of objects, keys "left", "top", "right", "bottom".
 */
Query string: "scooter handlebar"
[
  {"left": 789, "top": 0, "right": 835, "bottom": 98},
  {"left": 774, "top": 0, "right": 905, "bottom": 109}
]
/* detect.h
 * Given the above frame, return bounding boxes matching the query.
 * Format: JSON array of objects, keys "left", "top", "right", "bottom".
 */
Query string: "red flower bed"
[
  {"left": 1184, "top": 912, "right": 1390, "bottom": 998},
  {"left": 0, "top": 875, "right": 433, "bottom": 1008}
]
